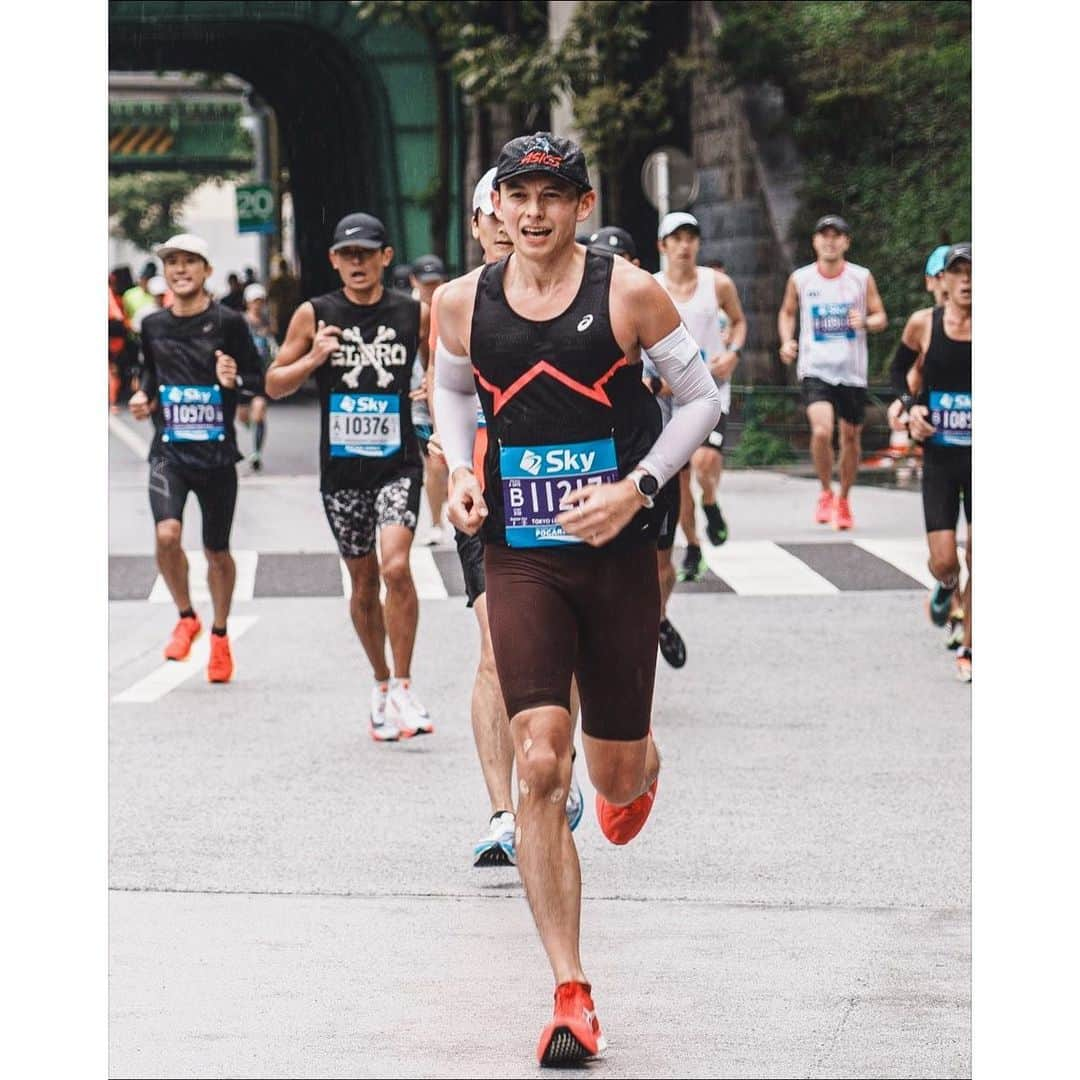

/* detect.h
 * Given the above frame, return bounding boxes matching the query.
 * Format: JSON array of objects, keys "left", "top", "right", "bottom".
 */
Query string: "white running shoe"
[
  {"left": 369, "top": 682, "right": 399, "bottom": 742},
  {"left": 473, "top": 811, "right": 516, "bottom": 867},
  {"left": 387, "top": 679, "right": 433, "bottom": 737},
  {"left": 422, "top": 525, "right": 444, "bottom": 546},
  {"left": 565, "top": 766, "right": 584, "bottom": 832}
]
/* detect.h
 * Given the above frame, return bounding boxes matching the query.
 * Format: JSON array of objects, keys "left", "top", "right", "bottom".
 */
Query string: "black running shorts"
[
  {"left": 321, "top": 472, "right": 422, "bottom": 559},
  {"left": 921, "top": 446, "right": 971, "bottom": 533},
  {"left": 801, "top": 377, "right": 868, "bottom": 425},
  {"left": 454, "top": 527, "right": 486, "bottom": 607},
  {"left": 148, "top": 459, "right": 237, "bottom": 552},
  {"left": 699, "top": 410, "right": 729, "bottom": 454},
  {"left": 655, "top": 480, "right": 680, "bottom": 553},
  {"left": 484, "top": 542, "right": 660, "bottom": 742}
]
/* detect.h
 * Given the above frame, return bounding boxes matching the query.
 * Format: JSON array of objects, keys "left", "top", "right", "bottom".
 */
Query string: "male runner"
[
  {"left": 128, "top": 233, "right": 263, "bottom": 683},
  {"left": 266, "top": 213, "right": 434, "bottom": 740},
  {"left": 655, "top": 211, "right": 746, "bottom": 581},
  {"left": 891, "top": 243, "right": 972, "bottom": 681},
  {"left": 778, "top": 215, "right": 888, "bottom": 529},
  {"left": 588, "top": 227, "right": 687, "bottom": 669},
  {"left": 409, "top": 254, "right": 450, "bottom": 544},
  {"left": 434, "top": 133, "right": 721, "bottom": 1065},
  {"left": 430, "top": 169, "right": 583, "bottom": 867}
]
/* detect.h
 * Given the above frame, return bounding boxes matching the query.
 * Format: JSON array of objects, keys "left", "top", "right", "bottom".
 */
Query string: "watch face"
[{"left": 640, "top": 474, "right": 659, "bottom": 496}]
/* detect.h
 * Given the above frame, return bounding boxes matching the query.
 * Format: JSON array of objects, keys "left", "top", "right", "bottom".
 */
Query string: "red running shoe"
[
  {"left": 596, "top": 777, "right": 658, "bottom": 846},
  {"left": 536, "top": 981, "right": 606, "bottom": 1067},
  {"left": 833, "top": 496, "right": 854, "bottom": 530},
  {"left": 814, "top": 490, "right": 835, "bottom": 524},
  {"left": 207, "top": 633, "right": 234, "bottom": 684},
  {"left": 163, "top": 615, "right": 202, "bottom": 661}
]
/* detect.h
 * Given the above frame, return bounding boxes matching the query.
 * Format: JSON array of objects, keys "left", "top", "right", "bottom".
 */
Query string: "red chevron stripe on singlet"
[{"left": 472, "top": 356, "right": 629, "bottom": 415}]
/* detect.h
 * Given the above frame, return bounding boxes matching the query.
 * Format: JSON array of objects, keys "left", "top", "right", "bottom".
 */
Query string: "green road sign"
[{"left": 236, "top": 183, "right": 276, "bottom": 235}]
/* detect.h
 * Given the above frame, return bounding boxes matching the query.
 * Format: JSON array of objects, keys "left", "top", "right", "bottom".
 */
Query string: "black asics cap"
[
  {"left": 944, "top": 241, "right": 971, "bottom": 269},
  {"left": 493, "top": 132, "right": 592, "bottom": 193},
  {"left": 587, "top": 226, "right": 637, "bottom": 260},
  {"left": 330, "top": 212, "right": 389, "bottom": 252},
  {"left": 411, "top": 254, "right": 447, "bottom": 283},
  {"left": 814, "top": 214, "right": 852, "bottom": 235}
]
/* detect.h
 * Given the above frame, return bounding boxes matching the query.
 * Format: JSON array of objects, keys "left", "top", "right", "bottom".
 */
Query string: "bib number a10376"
[
  {"left": 928, "top": 390, "right": 971, "bottom": 447},
  {"left": 500, "top": 437, "right": 619, "bottom": 548},
  {"left": 161, "top": 384, "right": 225, "bottom": 442},
  {"left": 329, "top": 394, "right": 401, "bottom": 457}
]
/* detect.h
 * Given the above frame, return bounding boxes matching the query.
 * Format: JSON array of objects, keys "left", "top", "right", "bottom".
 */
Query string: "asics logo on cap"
[{"left": 577, "top": 314, "right": 594, "bottom": 332}]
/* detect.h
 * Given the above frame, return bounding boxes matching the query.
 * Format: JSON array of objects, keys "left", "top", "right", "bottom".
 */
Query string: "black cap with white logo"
[
  {"left": 814, "top": 214, "right": 852, "bottom": 236},
  {"left": 330, "top": 212, "right": 389, "bottom": 252},
  {"left": 587, "top": 226, "right": 637, "bottom": 260},
  {"left": 943, "top": 241, "right": 971, "bottom": 269},
  {"left": 411, "top": 254, "right": 447, "bottom": 283},
  {"left": 493, "top": 131, "right": 592, "bottom": 193}
]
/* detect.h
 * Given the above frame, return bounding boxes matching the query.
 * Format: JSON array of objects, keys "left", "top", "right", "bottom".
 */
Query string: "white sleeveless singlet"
[{"left": 792, "top": 260, "right": 871, "bottom": 387}]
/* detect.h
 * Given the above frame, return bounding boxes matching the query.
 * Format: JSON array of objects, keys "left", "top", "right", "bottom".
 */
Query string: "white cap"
[
  {"left": 658, "top": 211, "right": 700, "bottom": 240},
  {"left": 147, "top": 275, "right": 168, "bottom": 297},
  {"left": 244, "top": 283, "right": 267, "bottom": 303},
  {"left": 472, "top": 167, "right": 497, "bottom": 216},
  {"left": 154, "top": 233, "right": 211, "bottom": 261}
]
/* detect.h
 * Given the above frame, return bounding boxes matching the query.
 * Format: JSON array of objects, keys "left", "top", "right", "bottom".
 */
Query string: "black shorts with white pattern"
[{"left": 321, "top": 471, "right": 422, "bottom": 559}]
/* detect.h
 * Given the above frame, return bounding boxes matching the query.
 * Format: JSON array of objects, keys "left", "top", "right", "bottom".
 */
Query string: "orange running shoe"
[
  {"left": 163, "top": 615, "right": 202, "bottom": 661},
  {"left": 207, "top": 633, "right": 234, "bottom": 683},
  {"left": 814, "top": 490, "right": 835, "bottom": 524},
  {"left": 536, "top": 981, "right": 606, "bottom": 1067},
  {"left": 833, "top": 496, "right": 854, "bottom": 530},
  {"left": 596, "top": 777, "right": 658, "bottom": 846}
]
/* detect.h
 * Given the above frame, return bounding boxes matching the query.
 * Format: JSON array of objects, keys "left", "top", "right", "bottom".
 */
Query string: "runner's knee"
[
  {"left": 155, "top": 521, "right": 182, "bottom": 549},
  {"left": 516, "top": 738, "right": 569, "bottom": 802},
  {"left": 929, "top": 551, "right": 960, "bottom": 582},
  {"left": 204, "top": 547, "right": 233, "bottom": 565},
  {"left": 380, "top": 553, "right": 413, "bottom": 591},
  {"left": 588, "top": 758, "right": 646, "bottom": 806}
]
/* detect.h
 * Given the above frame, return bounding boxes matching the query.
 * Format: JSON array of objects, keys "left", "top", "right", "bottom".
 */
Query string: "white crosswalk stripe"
[
  {"left": 149, "top": 550, "right": 259, "bottom": 604},
  {"left": 702, "top": 540, "right": 838, "bottom": 596},
  {"left": 338, "top": 545, "right": 450, "bottom": 602}
]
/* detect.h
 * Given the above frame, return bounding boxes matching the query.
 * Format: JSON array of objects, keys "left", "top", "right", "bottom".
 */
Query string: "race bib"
[
  {"left": 160, "top": 384, "right": 225, "bottom": 443},
  {"left": 928, "top": 390, "right": 971, "bottom": 447},
  {"left": 500, "top": 437, "right": 619, "bottom": 548},
  {"left": 476, "top": 399, "right": 487, "bottom": 429},
  {"left": 329, "top": 394, "right": 401, "bottom": 458},
  {"left": 811, "top": 303, "right": 856, "bottom": 341}
]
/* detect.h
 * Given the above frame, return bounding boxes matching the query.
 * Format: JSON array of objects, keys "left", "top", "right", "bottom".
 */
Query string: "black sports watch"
[{"left": 630, "top": 468, "right": 660, "bottom": 509}]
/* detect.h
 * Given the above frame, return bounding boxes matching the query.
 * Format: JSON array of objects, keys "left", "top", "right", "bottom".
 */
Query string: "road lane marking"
[
  {"left": 112, "top": 615, "right": 259, "bottom": 703},
  {"left": 149, "top": 550, "right": 259, "bottom": 604},
  {"left": 109, "top": 414, "right": 151, "bottom": 459},
  {"left": 852, "top": 539, "right": 936, "bottom": 589},
  {"left": 702, "top": 540, "right": 838, "bottom": 596},
  {"left": 339, "top": 546, "right": 451, "bottom": 602}
]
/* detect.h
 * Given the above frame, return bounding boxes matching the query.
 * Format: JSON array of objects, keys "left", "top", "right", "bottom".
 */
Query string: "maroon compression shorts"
[{"left": 483, "top": 541, "right": 660, "bottom": 741}]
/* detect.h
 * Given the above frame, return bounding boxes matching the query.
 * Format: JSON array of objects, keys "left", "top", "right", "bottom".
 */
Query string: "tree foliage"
[
  {"left": 713, "top": 0, "right": 971, "bottom": 375},
  {"left": 108, "top": 172, "right": 206, "bottom": 252}
]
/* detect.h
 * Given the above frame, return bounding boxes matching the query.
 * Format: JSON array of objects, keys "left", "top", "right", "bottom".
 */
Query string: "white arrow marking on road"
[
  {"left": 339, "top": 546, "right": 450, "bottom": 602},
  {"left": 149, "top": 550, "right": 259, "bottom": 604},
  {"left": 702, "top": 540, "right": 838, "bottom": 596},
  {"left": 112, "top": 615, "right": 259, "bottom": 703},
  {"left": 109, "top": 414, "right": 151, "bottom": 459}
]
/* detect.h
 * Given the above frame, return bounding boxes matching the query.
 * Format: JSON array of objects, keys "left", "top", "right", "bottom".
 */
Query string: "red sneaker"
[
  {"left": 814, "top": 490, "right": 835, "bottom": 524},
  {"left": 207, "top": 633, "right": 234, "bottom": 683},
  {"left": 833, "top": 497, "right": 854, "bottom": 530},
  {"left": 596, "top": 777, "right": 658, "bottom": 846},
  {"left": 536, "top": 981, "right": 606, "bottom": 1067},
  {"left": 163, "top": 615, "right": 202, "bottom": 661}
]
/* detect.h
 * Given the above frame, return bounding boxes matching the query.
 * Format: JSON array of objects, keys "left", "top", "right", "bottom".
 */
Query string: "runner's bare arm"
[
  {"left": 858, "top": 272, "right": 888, "bottom": 333},
  {"left": 710, "top": 271, "right": 747, "bottom": 380},
  {"left": 418, "top": 300, "right": 431, "bottom": 368},
  {"left": 264, "top": 302, "right": 339, "bottom": 399},
  {"left": 778, "top": 276, "right": 799, "bottom": 362}
]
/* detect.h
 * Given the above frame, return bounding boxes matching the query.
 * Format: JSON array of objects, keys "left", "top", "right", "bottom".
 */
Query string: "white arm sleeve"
[
  {"left": 637, "top": 323, "right": 722, "bottom": 485},
  {"left": 432, "top": 338, "right": 479, "bottom": 473}
]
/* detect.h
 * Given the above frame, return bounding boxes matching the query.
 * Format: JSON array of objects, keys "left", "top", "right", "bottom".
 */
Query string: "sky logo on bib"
[
  {"left": 937, "top": 392, "right": 971, "bottom": 410},
  {"left": 577, "top": 314, "right": 594, "bottom": 332},
  {"left": 163, "top": 385, "right": 217, "bottom": 405},
  {"left": 519, "top": 449, "right": 543, "bottom": 476}
]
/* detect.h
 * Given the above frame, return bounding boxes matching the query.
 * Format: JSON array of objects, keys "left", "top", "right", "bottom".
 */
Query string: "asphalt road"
[{"left": 108, "top": 403, "right": 970, "bottom": 1078}]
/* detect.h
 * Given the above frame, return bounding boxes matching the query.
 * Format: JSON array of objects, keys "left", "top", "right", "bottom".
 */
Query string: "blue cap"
[{"left": 925, "top": 245, "right": 950, "bottom": 277}]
